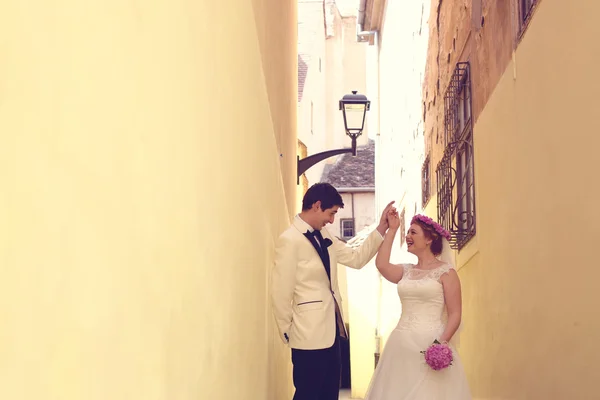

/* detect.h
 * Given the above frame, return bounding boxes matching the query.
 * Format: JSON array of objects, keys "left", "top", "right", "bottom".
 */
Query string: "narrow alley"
[{"left": 0, "top": 0, "right": 598, "bottom": 399}]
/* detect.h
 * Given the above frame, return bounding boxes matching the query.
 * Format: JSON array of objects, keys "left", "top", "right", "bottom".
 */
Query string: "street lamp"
[{"left": 297, "top": 91, "right": 371, "bottom": 182}]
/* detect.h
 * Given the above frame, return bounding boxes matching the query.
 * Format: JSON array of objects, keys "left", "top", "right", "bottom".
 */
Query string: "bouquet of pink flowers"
[{"left": 421, "top": 340, "right": 453, "bottom": 370}]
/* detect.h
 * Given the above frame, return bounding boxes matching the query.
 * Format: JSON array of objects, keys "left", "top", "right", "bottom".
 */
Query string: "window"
[
  {"left": 519, "top": 0, "right": 536, "bottom": 26},
  {"left": 456, "top": 132, "right": 475, "bottom": 235},
  {"left": 437, "top": 62, "right": 476, "bottom": 250},
  {"left": 517, "top": 0, "right": 538, "bottom": 38},
  {"left": 422, "top": 155, "right": 431, "bottom": 207},
  {"left": 341, "top": 219, "right": 355, "bottom": 239},
  {"left": 399, "top": 209, "right": 406, "bottom": 245}
]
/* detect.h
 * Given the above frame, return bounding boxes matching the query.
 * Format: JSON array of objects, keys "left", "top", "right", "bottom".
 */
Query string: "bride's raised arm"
[{"left": 375, "top": 209, "right": 404, "bottom": 284}]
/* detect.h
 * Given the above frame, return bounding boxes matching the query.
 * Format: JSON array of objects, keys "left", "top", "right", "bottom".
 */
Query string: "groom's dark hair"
[{"left": 302, "top": 183, "right": 344, "bottom": 211}]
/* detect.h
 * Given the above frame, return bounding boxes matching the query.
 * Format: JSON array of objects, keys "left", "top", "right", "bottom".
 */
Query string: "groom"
[{"left": 271, "top": 183, "right": 393, "bottom": 400}]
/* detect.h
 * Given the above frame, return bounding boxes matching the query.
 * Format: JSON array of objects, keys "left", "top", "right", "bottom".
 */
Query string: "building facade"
[
  {"left": 361, "top": 0, "right": 600, "bottom": 398},
  {"left": 297, "top": 0, "right": 370, "bottom": 200}
]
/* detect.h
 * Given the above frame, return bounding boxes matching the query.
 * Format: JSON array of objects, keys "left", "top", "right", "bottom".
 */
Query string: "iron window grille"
[
  {"left": 422, "top": 155, "right": 431, "bottom": 207},
  {"left": 436, "top": 62, "right": 476, "bottom": 250},
  {"left": 519, "top": 0, "right": 537, "bottom": 27},
  {"left": 340, "top": 218, "right": 355, "bottom": 239}
]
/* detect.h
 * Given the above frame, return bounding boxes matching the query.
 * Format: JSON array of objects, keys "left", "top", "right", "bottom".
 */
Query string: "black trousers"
[{"left": 291, "top": 335, "right": 342, "bottom": 400}]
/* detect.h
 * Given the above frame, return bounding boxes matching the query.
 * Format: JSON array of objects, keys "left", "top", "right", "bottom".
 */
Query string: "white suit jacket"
[{"left": 271, "top": 215, "right": 383, "bottom": 350}]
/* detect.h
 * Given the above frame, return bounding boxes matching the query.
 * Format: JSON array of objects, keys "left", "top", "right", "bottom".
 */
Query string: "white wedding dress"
[{"left": 364, "top": 263, "right": 471, "bottom": 400}]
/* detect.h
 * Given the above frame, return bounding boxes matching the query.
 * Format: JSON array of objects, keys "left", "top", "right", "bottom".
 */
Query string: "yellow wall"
[
  {"left": 252, "top": 0, "right": 298, "bottom": 217},
  {"left": 458, "top": 1, "right": 600, "bottom": 398},
  {"left": 0, "top": 1, "right": 296, "bottom": 399}
]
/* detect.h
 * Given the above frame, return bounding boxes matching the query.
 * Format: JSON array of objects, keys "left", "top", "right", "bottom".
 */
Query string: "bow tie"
[
  {"left": 306, "top": 230, "right": 332, "bottom": 248},
  {"left": 307, "top": 229, "right": 322, "bottom": 238}
]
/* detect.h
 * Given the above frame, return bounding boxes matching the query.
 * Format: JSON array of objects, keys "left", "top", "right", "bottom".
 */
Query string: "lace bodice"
[{"left": 395, "top": 263, "right": 454, "bottom": 331}]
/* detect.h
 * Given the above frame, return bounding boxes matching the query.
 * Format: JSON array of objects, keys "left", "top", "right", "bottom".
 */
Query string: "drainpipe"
[
  {"left": 351, "top": 192, "right": 355, "bottom": 225},
  {"left": 356, "top": 0, "right": 376, "bottom": 43},
  {"left": 374, "top": 273, "right": 382, "bottom": 368}
]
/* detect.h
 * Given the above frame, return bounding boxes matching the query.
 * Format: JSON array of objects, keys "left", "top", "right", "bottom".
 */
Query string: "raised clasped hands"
[
  {"left": 376, "top": 201, "right": 396, "bottom": 235},
  {"left": 387, "top": 207, "right": 400, "bottom": 230}
]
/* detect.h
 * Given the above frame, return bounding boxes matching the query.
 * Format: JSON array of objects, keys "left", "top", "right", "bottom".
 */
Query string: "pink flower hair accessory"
[{"left": 410, "top": 214, "right": 452, "bottom": 241}]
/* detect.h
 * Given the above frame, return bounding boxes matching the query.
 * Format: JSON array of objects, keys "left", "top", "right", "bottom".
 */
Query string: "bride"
[{"left": 364, "top": 210, "right": 471, "bottom": 399}]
